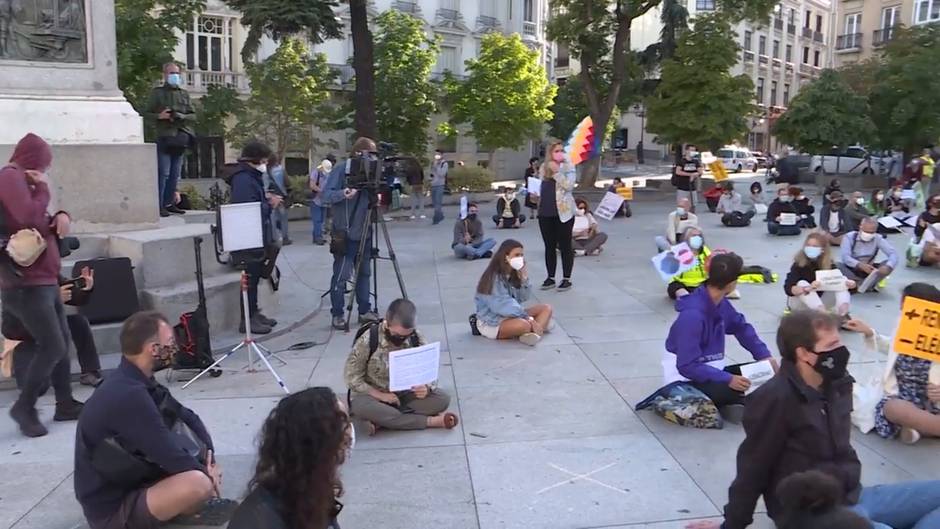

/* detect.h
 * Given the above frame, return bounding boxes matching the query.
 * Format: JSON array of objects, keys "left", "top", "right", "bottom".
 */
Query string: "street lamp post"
[{"left": 633, "top": 103, "right": 646, "bottom": 165}]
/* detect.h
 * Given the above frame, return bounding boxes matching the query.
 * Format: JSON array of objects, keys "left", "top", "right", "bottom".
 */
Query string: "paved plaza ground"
[{"left": 2, "top": 184, "right": 938, "bottom": 529}]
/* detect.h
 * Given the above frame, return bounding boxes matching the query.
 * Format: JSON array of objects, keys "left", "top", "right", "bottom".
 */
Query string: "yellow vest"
[
  {"left": 921, "top": 155, "right": 935, "bottom": 179},
  {"left": 673, "top": 246, "right": 711, "bottom": 287}
]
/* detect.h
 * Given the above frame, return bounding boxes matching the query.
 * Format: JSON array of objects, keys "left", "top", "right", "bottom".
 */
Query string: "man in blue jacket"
[
  {"left": 322, "top": 137, "right": 380, "bottom": 330},
  {"left": 663, "top": 252, "right": 777, "bottom": 419},
  {"left": 229, "top": 141, "right": 281, "bottom": 335}
]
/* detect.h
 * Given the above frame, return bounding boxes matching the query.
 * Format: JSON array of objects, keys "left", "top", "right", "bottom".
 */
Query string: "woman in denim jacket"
[{"left": 473, "top": 239, "right": 553, "bottom": 346}]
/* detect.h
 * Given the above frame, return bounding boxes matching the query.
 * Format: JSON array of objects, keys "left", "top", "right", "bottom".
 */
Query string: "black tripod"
[{"left": 343, "top": 187, "right": 407, "bottom": 331}]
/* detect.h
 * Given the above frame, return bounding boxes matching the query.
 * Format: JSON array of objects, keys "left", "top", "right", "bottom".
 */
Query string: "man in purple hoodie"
[
  {"left": 0, "top": 133, "right": 82, "bottom": 437},
  {"left": 663, "top": 253, "right": 777, "bottom": 419}
]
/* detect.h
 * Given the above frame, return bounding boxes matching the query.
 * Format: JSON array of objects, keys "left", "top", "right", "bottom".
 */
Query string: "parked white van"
[{"left": 716, "top": 146, "right": 758, "bottom": 173}]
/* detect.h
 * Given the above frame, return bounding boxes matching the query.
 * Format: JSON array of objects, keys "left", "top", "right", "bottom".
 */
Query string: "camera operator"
[
  {"left": 229, "top": 141, "right": 280, "bottom": 335},
  {"left": 0, "top": 133, "right": 82, "bottom": 438},
  {"left": 5, "top": 267, "right": 104, "bottom": 389},
  {"left": 323, "top": 137, "right": 380, "bottom": 330}
]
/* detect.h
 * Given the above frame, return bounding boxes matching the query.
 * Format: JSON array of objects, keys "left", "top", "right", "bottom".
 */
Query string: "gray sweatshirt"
[{"left": 431, "top": 160, "right": 448, "bottom": 187}]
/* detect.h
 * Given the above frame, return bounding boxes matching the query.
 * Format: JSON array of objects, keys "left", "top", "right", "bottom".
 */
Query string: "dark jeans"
[
  {"left": 330, "top": 238, "right": 372, "bottom": 317},
  {"left": 691, "top": 364, "right": 745, "bottom": 407},
  {"left": 721, "top": 211, "right": 754, "bottom": 227},
  {"left": 767, "top": 221, "right": 801, "bottom": 236},
  {"left": 2, "top": 286, "right": 72, "bottom": 407},
  {"left": 538, "top": 216, "right": 575, "bottom": 279},
  {"left": 239, "top": 260, "right": 263, "bottom": 316},
  {"left": 493, "top": 215, "right": 525, "bottom": 228},
  {"left": 667, "top": 281, "right": 699, "bottom": 300}
]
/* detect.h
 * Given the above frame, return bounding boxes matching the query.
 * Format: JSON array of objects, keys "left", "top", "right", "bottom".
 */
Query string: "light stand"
[{"left": 183, "top": 271, "right": 290, "bottom": 394}]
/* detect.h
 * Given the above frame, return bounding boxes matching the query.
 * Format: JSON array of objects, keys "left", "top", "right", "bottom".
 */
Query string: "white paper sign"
[
  {"left": 527, "top": 177, "right": 542, "bottom": 196},
  {"left": 740, "top": 359, "right": 775, "bottom": 395},
  {"left": 901, "top": 189, "right": 916, "bottom": 200},
  {"left": 779, "top": 212, "right": 798, "bottom": 226},
  {"left": 754, "top": 203, "right": 768, "bottom": 215},
  {"left": 388, "top": 342, "right": 441, "bottom": 392},
  {"left": 650, "top": 242, "right": 697, "bottom": 282},
  {"left": 573, "top": 215, "right": 590, "bottom": 233},
  {"left": 594, "top": 192, "right": 625, "bottom": 221},
  {"left": 878, "top": 216, "right": 903, "bottom": 229},
  {"left": 815, "top": 269, "right": 847, "bottom": 291}
]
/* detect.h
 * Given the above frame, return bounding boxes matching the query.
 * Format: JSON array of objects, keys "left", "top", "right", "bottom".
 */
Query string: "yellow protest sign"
[
  {"left": 893, "top": 296, "right": 940, "bottom": 362},
  {"left": 709, "top": 161, "right": 729, "bottom": 182},
  {"left": 616, "top": 186, "right": 634, "bottom": 200}
]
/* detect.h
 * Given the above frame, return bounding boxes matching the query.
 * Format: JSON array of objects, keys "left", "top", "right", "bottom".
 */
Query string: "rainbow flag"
[{"left": 564, "top": 116, "right": 602, "bottom": 166}]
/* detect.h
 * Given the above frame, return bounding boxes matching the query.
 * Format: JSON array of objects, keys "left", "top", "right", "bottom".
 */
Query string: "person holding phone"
[{"left": 145, "top": 62, "right": 195, "bottom": 217}]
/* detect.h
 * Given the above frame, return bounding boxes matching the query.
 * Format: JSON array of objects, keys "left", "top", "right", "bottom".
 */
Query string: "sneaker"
[
  {"left": 239, "top": 316, "right": 272, "bottom": 335},
  {"left": 482, "top": 251, "right": 493, "bottom": 258},
  {"left": 899, "top": 427, "right": 922, "bottom": 445},
  {"left": 469, "top": 314, "right": 481, "bottom": 336},
  {"left": 574, "top": 249, "right": 586, "bottom": 257},
  {"left": 159, "top": 209, "right": 171, "bottom": 218},
  {"left": 719, "top": 404, "right": 746, "bottom": 425},
  {"left": 54, "top": 399, "right": 84, "bottom": 422},
  {"left": 540, "top": 278, "right": 556, "bottom": 290},
  {"left": 79, "top": 372, "right": 104, "bottom": 387},
  {"left": 172, "top": 497, "right": 239, "bottom": 526},
  {"left": 557, "top": 280, "right": 573, "bottom": 292},
  {"left": 727, "top": 289, "right": 741, "bottom": 300},
  {"left": 332, "top": 316, "right": 347, "bottom": 330},
  {"left": 282, "top": 239, "right": 293, "bottom": 246},
  {"left": 10, "top": 401, "right": 47, "bottom": 438},
  {"left": 314, "top": 239, "right": 327, "bottom": 246},
  {"left": 358, "top": 311, "right": 380, "bottom": 324},
  {"left": 519, "top": 332, "right": 542, "bottom": 346},
  {"left": 165, "top": 205, "right": 186, "bottom": 215},
  {"left": 420, "top": 214, "right": 427, "bottom": 219},
  {"left": 410, "top": 215, "right": 417, "bottom": 219},
  {"left": 256, "top": 312, "right": 278, "bottom": 327}
]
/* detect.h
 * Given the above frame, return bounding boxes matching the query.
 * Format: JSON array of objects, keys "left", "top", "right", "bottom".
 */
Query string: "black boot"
[
  {"left": 10, "top": 400, "right": 47, "bottom": 437},
  {"left": 54, "top": 399, "right": 84, "bottom": 422},
  {"left": 239, "top": 314, "right": 272, "bottom": 335}
]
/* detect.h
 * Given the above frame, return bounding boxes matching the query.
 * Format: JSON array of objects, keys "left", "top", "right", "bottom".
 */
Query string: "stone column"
[{"left": 0, "top": 0, "right": 158, "bottom": 230}]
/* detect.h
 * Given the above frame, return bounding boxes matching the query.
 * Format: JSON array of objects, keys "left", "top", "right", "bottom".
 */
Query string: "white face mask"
[
  {"left": 859, "top": 231, "right": 876, "bottom": 242},
  {"left": 434, "top": 154, "right": 442, "bottom": 161},
  {"left": 256, "top": 163, "right": 268, "bottom": 174},
  {"left": 575, "top": 208, "right": 586, "bottom": 216},
  {"left": 855, "top": 198, "right": 866, "bottom": 205},
  {"left": 508, "top": 256, "right": 525, "bottom": 271}
]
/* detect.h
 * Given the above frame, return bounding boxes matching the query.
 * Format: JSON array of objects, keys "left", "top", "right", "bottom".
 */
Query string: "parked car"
[
  {"left": 810, "top": 146, "right": 884, "bottom": 174},
  {"left": 752, "top": 151, "right": 770, "bottom": 168},
  {"left": 716, "top": 146, "right": 758, "bottom": 173}
]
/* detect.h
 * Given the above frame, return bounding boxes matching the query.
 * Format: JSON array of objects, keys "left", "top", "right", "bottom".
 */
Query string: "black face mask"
[
  {"left": 468, "top": 213, "right": 478, "bottom": 220},
  {"left": 809, "top": 345, "right": 850, "bottom": 382},
  {"left": 385, "top": 330, "right": 412, "bottom": 347}
]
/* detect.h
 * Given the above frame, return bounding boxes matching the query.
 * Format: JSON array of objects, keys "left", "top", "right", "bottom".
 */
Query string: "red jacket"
[{"left": 0, "top": 133, "right": 60, "bottom": 288}]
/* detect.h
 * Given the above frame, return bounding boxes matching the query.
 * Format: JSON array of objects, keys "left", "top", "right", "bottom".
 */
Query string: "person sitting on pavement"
[
  {"left": 344, "top": 299, "right": 458, "bottom": 435},
  {"left": 819, "top": 190, "right": 849, "bottom": 245},
  {"left": 886, "top": 184, "right": 913, "bottom": 224},
  {"left": 572, "top": 197, "right": 608, "bottom": 256},
  {"left": 845, "top": 283, "right": 940, "bottom": 446},
  {"left": 838, "top": 217, "right": 898, "bottom": 293},
  {"left": 607, "top": 177, "right": 633, "bottom": 217},
  {"left": 822, "top": 178, "right": 842, "bottom": 206},
  {"left": 774, "top": 471, "right": 875, "bottom": 529},
  {"left": 6, "top": 267, "right": 104, "bottom": 389},
  {"left": 75, "top": 311, "right": 232, "bottom": 529},
  {"left": 656, "top": 197, "right": 699, "bottom": 252},
  {"left": 472, "top": 239, "right": 553, "bottom": 346},
  {"left": 844, "top": 191, "right": 872, "bottom": 232},
  {"left": 493, "top": 186, "right": 525, "bottom": 228},
  {"left": 452, "top": 202, "right": 496, "bottom": 260},
  {"left": 716, "top": 181, "right": 755, "bottom": 227},
  {"left": 663, "top": 253, "right": 776, "bottom": 420},
  {"left": 686, "top": 310, "right": 940, "bottom": 529},
  {"left": 784, "top": 232, "right": 854, "bottom": 319},
  {"left": 667, "top": 227, "right": 711, "bottom": 300},
  {"left": 766, "top": 186, "right": 801, "bottom": 236},
  {"left": 228, "top": 387, "right": 350, "bottom": 529},
  {"left": 869, "top": 189, "right": 888, "bottom": 218},
  {"left": 914, "top": 194, "right": 940, "bottom": 241},
  {"left": 748, "top": 181, "right": 765, "bottom": 212},
  {"left": 789, "top": 186, "right": 816, "bottom": 229}
]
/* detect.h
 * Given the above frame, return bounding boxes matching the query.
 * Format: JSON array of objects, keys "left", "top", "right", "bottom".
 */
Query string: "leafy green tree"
[
  {"left": 773, "top": 69, "right": 874, "bottom": 156},
  {"left": 549, "top": 77, "right": 618, "bottom": 147},
  {"left": 193, "top": 85, "right": 243, "bottom": 137},
  {"left": 229, "top": 38, "right": 336, "bottom": 159},
  {"left": 446, "top": 33, "right": 556, "bottom": 168},
  {"left": 114, "top": 0, "right": 205, "bottom": 112},
  {"left": 645, "top": 12, "right": 756, "bottom": 152},
  {"left": 373, "top": 10, "right": 439, "bottom": 155},
  {"left": 221, "top": 0, "right": 342, "bottom": 63},
  {"left": 868, "top": 24, "right": 940, "bottom": 158},
  {"left": 836, "top": 58, "right": 881, "bottom": 100}
]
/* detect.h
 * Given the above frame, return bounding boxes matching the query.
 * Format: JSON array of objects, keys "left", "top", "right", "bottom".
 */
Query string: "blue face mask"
[
  {"left": 803, "top": 246, "right": 823, "bottom": 260},
  {"left": 689, "top": 235, "right": 704, "bottom": 250},
  {"left": 166, "top": 73, "right": 182, "bottom": 87}
]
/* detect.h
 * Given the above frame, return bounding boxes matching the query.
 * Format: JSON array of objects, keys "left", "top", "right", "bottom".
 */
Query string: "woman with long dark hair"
[
  {"left": 473, "top": 239, "right": 553, "bottom": 346},
  {"left": 228, "top": 387, "right": 351, "bottom": 529},
  {"left": 529, "top": 140, "right": 577, "bottom": 291}
]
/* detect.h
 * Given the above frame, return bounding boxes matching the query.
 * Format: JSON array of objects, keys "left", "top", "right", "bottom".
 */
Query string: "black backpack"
[{"left": 347, "top": 319, "right": 420, "bottom": 406}]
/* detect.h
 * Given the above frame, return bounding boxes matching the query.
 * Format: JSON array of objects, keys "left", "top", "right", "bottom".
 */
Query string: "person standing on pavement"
[
  {"left": 0, "top": 133, "right": 82, "bottom": 438},
  {"left": 145, "top": 62, "right": 195, "bottom": 218},
  {"left": 673, "top": 145, "right": 703, "bottom": 212},
  {"left": 309, "top": 156, "right": 334, "bottom": 245},
  {"left": 524, "top": 157, "right": 540, "bottom": 219},
  {"left": 430, "top": 150, "right": 448, "bottom": 225},
  {"left": 403, "top": 156, "right": 427, "bottom": 220},
  {"left": 323, "top": 137, "right": 379, "bottom": 330},
  {"left": 530, "top": 140, "right": 577, "bottom": 292},
  {"left": 265, "top": 154, "right": 292, "bottom": 246}
]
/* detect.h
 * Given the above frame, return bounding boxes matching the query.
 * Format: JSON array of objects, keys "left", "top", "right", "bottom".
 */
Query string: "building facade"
[
  {"left": 832, "top": 0, "right": 936, "bottom": 67},
  {"left": 172, "top": 0, "right": 554, "bottom": 178}
]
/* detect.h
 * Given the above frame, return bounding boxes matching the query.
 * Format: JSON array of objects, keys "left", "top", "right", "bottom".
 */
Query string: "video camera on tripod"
[{"left": 346, "top": 141, "right": 399, "bottom": 193}]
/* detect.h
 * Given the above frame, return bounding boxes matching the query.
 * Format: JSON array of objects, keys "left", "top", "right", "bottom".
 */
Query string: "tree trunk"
[
  {"left": 349, "top": 0, "right": 377, "bottom": 140},
  {"left": 488, "top": 149, "right": 496, "bottom": 172}
]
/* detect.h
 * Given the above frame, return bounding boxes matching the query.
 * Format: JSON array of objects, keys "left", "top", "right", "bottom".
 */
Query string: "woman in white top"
[{"left": 572, "top": 197, "right": 608, "bottom": 256}]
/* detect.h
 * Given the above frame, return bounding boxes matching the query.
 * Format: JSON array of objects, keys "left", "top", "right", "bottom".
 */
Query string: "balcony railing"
[
  {"left": 437, "top": 8, "right": 459, "bottom": 21},
  {"left": 835, "top": 33, "right": 862, "bottom": 51},
  {"left": 774, "top": 18, "right": 783, "bottom": 30},
  {"left": 758, "top": 55, "right": 769, "bottom": 65},
  {"left": 785, "top": 62, "right": 794, "bottom": 72},
  {"left": 772, "top": 58, "right": 782, "bottom": 68},
  {"left": 813, "top": 31, "right": 824, "bottom": 42},
  {"left": 802, "top": 26, "right": 813, "bottom": 38},
  {"left": 185, "top": 71, "right": 249, "bottom": 93},
  {"left": 523, "top": 21, "right": 538, "bottom": 39},
  {"left": 787, "top": 24, "right": 796, "bottom": 34},
  {"left": 328, "top": 63, "right": 355, "bottom": 84},
  {"left": 393, "top": 0, "right": 420, "bottom": 14},
  {"left": 798, "top": 63, "right": 813, "bottom": 75},
  {"left": 476, "top": 15, "right": 500, "bottom": 30},
  {"left": 873, "top": 26, "right": 898, "bottom": 46},
  {"left": 555, "top": 56, "right": 570, "bottom": 68},
  {"left": 743, "top": 50, "right": 755, "bottom": 61}
]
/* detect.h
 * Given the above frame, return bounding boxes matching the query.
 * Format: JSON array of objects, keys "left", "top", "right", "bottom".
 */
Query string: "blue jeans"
[
  {"left": 310, "top": 202, "right": 326, "bottom": 242},
  {"left": 431, "top": 185, "right": 445, "bottom": 224},
  {"left": 330, "top": 238, "right": 372, "bottom": 317},
  {"left": 156, "top": 138, "right": 183, "bottom": 208},
  {"left": 852, "top": 480, "right": 940, "bottom": 529},
  {"left": 453, "top": 238, "right": 496, "bottom": 260},
  {"left": 270, "top": 205, "right": 289, "bottom": 242}
]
